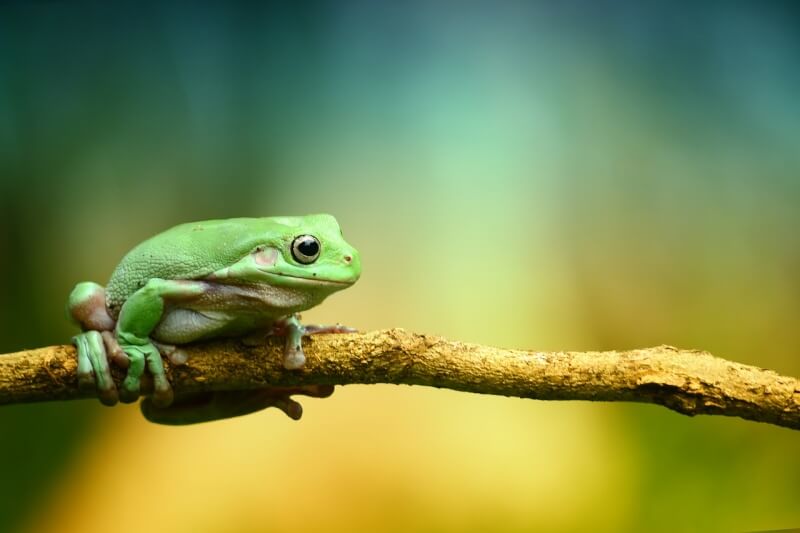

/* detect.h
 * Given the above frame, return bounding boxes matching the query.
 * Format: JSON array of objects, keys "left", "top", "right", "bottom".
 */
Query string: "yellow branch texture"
[{"left": 1, "top": 329, "right": 798, "bottom": 430}]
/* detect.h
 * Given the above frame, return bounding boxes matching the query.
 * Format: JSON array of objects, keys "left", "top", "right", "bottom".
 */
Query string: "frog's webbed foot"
[
  {"left": 140, "top": 385, "right": 335, "bottom": 425},
  {"left": 116, "top": 333, "right": 174, "bottom": 407},
  {"left": 272, "top": 314, "right": 358, "bottom": 370}
]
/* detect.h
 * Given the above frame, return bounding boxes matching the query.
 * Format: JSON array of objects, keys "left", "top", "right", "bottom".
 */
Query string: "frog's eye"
[{"left": 291, "top": 235, "right": 321, "bottom": 264}]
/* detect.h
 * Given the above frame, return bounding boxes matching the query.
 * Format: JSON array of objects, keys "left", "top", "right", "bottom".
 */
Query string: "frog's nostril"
[{"left": 344, "top": 255, "right": 352, "bottom": 263}]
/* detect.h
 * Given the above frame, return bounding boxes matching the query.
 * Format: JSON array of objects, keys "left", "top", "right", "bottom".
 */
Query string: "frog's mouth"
[{"left": 267, "top": 272, "right": 355, "bottom": 286}]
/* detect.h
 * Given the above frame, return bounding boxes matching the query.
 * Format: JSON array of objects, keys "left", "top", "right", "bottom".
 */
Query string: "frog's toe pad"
[
  {"left": 119, "top": 377, "right": 141, "bottom": 404},
  {"left": 273, "top": 397, "right": 303, "bottom": 420},
  {"left": 96, "top": 385, "right": 119, "bottom": 406},
  {"left": 167, "top": 349, "right": 188, "bottom": 366},
  {"left": 150, "top": 381, "right": 175, "bottom": 408},
  {"left": 283, "top": 347, "right": 306, "bottom": 370}
]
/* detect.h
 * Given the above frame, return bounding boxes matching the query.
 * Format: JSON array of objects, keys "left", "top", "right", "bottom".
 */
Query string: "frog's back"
[{"left": 105, "top": 218, "right": 285, "bottom": 315}]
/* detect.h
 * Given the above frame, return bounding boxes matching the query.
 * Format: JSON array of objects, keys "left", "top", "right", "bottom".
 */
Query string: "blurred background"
[{"left": 1, "top": 1, "right": 799, "bottom": 532}]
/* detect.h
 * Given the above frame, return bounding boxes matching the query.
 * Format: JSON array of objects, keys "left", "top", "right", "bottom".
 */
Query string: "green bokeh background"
[{"left": 1, "top": 2, "right": 798, "bottom": 532}]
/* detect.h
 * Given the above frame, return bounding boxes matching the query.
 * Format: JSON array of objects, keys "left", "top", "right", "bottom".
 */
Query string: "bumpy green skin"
[{"left": 67, "top": 214, "right": 361, "bottom": 423}]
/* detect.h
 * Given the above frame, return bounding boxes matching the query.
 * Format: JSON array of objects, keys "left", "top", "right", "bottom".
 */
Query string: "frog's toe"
[
  {"left": 282, "top": 343, "right": 306, "bottom": 370},
  {"left": 74, "top": 334, "right": 96, "bottom": 392},
  {"left": 276, "top": 398, "right": 304, "bottom": 420},
  {"left": 96, "top": 385, "right": 119, "bottom": 406},
  {"left": 152, "top": 341, "right": 188, "bottom": 366},
  {"left": 119, "top": 375, "right": 141, "bottom": 403},
  {"left": 150, "top": 378, "right": 174, "bottom": 408},
  {"left": 265, "top": 385, "right": 335, "bottom": 419},
  {"left": 118, "top": 343, "right": 145, "bottom": 402},
  {"left": 260, "top": 395, "right": 303, "bottom": 420},
  {"left": 304, "top": 323, "right": 358, "bottom": 335},
  {"left": 101, "top": 331, "right": 129, "bottom": 369},
  {"left": 73, "top": 331, "right": 118, "bottom": 406},
  {"left": 167, "top": 349, "right": 188, "bottom": 366},
  {"left": 143, "top": 343, "right": 174, "bottom": 407}
]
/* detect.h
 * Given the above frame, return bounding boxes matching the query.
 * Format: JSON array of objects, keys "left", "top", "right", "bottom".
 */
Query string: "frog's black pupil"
[{"left": 298, "top": 238, "right": 319, "bottom": 257}]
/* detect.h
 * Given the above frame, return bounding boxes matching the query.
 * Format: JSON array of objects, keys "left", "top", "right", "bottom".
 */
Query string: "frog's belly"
[
  {"left": 151, "top": 308, "right": 275, "bottom": 344},
  {"left": 150, "top": 282, "right": 321, "bottom": 344}
]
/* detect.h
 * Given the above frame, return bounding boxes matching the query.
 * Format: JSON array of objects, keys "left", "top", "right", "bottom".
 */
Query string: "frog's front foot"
[
  {"left": 116, "top": 332, "right": 174, "bottom": 407},
  {"left": 273, "top": 314, "right": 358, "bottom": 370}
]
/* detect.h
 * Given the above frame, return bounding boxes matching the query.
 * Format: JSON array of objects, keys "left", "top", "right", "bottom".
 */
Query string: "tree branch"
[{"left": 1, "top": 328, "right": 798, "bottom": 430}]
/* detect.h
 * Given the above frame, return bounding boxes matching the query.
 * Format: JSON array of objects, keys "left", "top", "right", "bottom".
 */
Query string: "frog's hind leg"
[
  {"left": 68, "top": 281, "right": 115, "bottom": 332},
  {"left": 140, "top": 385, "right": 335, "bottom": 425},
  {"left": 68, "top": 282, "right": 119, "bottom": 406}
]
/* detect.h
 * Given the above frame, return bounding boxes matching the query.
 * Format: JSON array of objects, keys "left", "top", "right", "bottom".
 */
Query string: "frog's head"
[
  {"left": 266, "top": 213, "right": 361, "bottom": 288},
  {"left": 208, "top": 214, "right": 361, "bottom": 297}
]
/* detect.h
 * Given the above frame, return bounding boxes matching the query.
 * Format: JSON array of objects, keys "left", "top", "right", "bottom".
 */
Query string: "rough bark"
[{"left": 0, "top": 328, "right": 798, "bottom": 430}]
